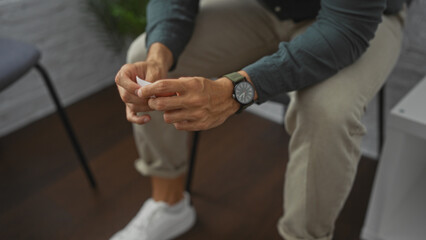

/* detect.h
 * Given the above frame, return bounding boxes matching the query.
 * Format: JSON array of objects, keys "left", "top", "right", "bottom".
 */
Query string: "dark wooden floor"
[{"left": 0, "top": 85, "right": 378, "bottom": 240}]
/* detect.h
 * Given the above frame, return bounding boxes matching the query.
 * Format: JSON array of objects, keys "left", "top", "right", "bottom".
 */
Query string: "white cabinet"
[{"left": 361, "top": 76, "right": 426, "bottom": 240}]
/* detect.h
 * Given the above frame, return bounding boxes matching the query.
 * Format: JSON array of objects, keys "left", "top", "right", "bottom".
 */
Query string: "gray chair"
[{"left": 0, "top": 38, "right": 97, "bottom": 188}]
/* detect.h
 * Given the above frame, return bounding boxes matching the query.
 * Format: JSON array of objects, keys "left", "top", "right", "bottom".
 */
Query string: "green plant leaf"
[{"left": 84, "top": 0, "right": 149, "bottom": 53}]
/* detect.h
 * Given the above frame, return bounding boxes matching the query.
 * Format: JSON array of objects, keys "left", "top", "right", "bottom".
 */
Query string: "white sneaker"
[{"left": 110, "top": 192, "right": 196, "bottom": 240}]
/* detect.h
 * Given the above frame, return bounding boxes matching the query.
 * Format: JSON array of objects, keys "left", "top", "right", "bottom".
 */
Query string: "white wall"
[{"left": 0, "top": 0, "right": 126, "bottom": 136}]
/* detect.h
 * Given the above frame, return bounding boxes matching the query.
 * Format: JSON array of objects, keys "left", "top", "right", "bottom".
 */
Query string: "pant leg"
[
  {"left": 127, "top": 0, "right": 294, "bottom": 178},
  {"left": 278, "top": 12, "right": 405, "bottom": 240},
  {"left": 127, "top": 33, "right": 190, "bottom": 178}
]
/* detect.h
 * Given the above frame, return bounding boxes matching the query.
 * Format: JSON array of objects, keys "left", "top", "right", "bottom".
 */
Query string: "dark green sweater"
[{"left": 145, "top": 0, "right": 406, "bottom": 102}]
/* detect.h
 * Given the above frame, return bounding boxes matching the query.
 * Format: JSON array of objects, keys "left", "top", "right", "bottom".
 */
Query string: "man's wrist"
[
  {"left": 146, "top": 42, "right": 173, "bottom": 70},
  {"left": 217, "top": 70, "right": 258, "bottom": 115},
  {"left": 216, "top": 77, "right": 240, "bottom": 114}
]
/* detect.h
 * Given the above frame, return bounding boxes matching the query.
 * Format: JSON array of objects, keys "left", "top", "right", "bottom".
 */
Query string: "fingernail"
[
  {"left": 143, "top": 117, "right": 150, "bottom": 123},
  {"left": 135, "top": 89, "right": 139, "bottom": 95},
  {"left": 137, "top": 88, "right": 142, "bottom": 97}
]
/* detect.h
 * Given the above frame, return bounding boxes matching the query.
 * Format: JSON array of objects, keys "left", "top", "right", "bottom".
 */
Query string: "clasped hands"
[{"left": 115, "top": 61, "right": 240, "bottom": 131}]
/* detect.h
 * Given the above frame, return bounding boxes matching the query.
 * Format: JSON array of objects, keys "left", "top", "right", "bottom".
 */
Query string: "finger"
[
  {"left": 126, "top": 106, "right": 151, "bottom": 124},
  {"left": 173, "top": 120, "right": 200, "bottom": 131},
  {"left": 118, "top": 85, "right": 143, "bottom": 104},
  {"left": 163, "top": 109, "right": 199, "bottom": 124},
  {"left": 139, "top": 79, "right": 186, "bottom": 98},
  {"left": 128, "top": 103, "right": 153, "bottom": 113},
  {"left": 115, "top": 66, "right": 141, "bottom": 95},
  {"left": 148, "top": 96, "right": 186, "bottom": 111}
]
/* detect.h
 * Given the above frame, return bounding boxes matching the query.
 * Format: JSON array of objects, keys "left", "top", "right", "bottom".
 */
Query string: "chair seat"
[{"left": 0, "top": 38, "right": 40, "bottom": 91}]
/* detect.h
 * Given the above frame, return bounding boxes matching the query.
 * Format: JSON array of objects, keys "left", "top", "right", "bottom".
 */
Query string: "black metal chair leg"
[
  {"left": 378, "top": 86, "right": 385, "bottom": 157},
  {"left": 34, "top": 64, "right": 97, "bottom": 189},
  {"left": 186, "top": 131, "right": 200, "bottom": 194}
]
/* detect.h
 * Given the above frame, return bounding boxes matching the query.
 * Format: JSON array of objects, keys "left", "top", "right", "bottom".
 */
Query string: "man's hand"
[
  {"left": 138, "top": 76, "right": 240, "bottom": 131},
  {"left": 115, "top": 43, "right": 173, "bottom": 124}
]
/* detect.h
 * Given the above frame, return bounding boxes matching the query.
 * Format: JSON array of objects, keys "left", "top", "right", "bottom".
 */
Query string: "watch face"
[{"left": 235, "top": 81, "right": 254, "bottom": 104}]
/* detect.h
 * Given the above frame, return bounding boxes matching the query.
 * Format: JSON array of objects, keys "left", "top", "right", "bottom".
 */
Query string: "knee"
[
  {"left": 286, "top": 90, "right": 366, "bottom": 136},
  {"left": 126, "top": 33, "right": 148, "bottom": 64}
]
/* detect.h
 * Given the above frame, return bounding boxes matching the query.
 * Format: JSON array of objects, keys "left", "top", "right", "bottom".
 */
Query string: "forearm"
[
  {"left": 243, "top": 0, "right": 386, "bottom": 102},
  {"left": 146, "top": 0, "right": 199, "bottom": 70},
  {"left": 146, "top": 43, "right": 173, "bottom": 70}
]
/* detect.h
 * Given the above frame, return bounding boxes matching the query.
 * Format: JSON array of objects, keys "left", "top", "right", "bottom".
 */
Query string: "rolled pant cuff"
[
  {"left": 278, "top": 226, "right": 332, "bottom": 240},
  {"left": 134, "top": 159, "right": 188, "bottom": 179}
]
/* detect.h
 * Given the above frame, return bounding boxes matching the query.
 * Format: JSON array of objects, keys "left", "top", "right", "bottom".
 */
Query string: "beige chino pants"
[{"left": 126, "top": 0, "right": 405, "bottom": 239}]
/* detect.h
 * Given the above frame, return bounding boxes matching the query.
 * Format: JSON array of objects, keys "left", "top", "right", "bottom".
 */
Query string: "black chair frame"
[{"left": 34, "top": 64, "right": 97, "bottom": 189}]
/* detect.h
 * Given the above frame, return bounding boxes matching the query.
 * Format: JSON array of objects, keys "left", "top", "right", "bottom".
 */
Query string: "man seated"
[{"left": 112, "top": 0, "right": 407, "bottom": 239}]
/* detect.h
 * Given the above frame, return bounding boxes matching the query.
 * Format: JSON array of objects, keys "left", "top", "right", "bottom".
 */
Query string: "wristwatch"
[{"left": 223, "top": 72, "right": 255, "bottom": 114}]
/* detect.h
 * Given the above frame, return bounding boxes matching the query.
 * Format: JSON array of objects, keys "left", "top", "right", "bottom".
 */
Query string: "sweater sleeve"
[
  {"left": 145, "top": 0, "right": 199, "bottom": 70},
  {"left": 243, "top": 0, "right": 387, "bottom": 103}
]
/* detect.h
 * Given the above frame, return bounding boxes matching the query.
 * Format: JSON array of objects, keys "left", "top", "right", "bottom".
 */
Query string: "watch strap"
[
  {"left": 235, "top": 100, "right": 253, "bottom": 114},
  {"left": 224, "top": 72, "right": 245, "bottom": 85}
]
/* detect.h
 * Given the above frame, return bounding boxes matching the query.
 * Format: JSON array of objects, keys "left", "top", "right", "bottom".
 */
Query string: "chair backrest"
[{"left": 0, "top": 38, "right": 40, "bottom": 91}]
